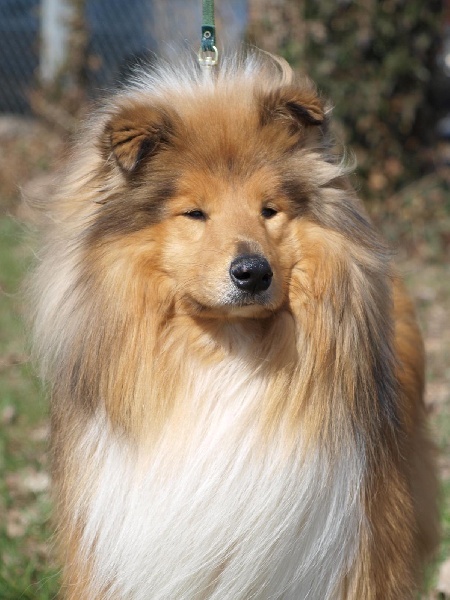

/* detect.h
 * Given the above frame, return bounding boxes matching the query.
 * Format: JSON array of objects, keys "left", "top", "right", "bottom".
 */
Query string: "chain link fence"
[
  {"left": 0, "top": 0, "right": 246, "bottom": 115},
  {"left": 0, "top": 0, "right": 40, "bottom": 113},
  {"left": 0, "top": 0, "right": 157, "bottom": 114}
]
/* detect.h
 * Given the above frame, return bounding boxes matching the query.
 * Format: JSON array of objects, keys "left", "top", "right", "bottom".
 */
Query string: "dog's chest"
[{"left": 81, "top": 358, "right": 363, "bottom": 599}]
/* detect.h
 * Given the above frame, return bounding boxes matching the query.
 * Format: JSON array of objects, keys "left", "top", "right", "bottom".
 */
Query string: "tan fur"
[{"left": 28, "top": 51, "right": 438, "bottom": 599}]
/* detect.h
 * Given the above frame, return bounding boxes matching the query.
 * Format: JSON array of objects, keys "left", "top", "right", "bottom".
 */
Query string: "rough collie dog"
[{"left": 30, "top": 50, "right": 438, "bottom": 599}]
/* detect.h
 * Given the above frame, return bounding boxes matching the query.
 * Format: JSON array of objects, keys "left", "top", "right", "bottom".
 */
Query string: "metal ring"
[{"left": 198, "top": 46, "right": 219, "bottom": 67}]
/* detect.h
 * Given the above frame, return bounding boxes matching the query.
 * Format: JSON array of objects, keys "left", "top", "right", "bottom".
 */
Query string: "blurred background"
[{"left": 0, "top": 0, "right": 449, "bottom": 597}]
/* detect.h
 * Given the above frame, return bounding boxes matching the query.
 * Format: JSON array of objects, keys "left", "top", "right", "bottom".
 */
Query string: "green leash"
[{"left": 199, "top": 0, "right": 218, "bottom": 67}]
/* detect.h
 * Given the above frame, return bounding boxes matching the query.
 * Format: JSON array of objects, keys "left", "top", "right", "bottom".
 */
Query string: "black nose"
[{"left": 229, "top": 254, "right": 273, "bottom": 293}]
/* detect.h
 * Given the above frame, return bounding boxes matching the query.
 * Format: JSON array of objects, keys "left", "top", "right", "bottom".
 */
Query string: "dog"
[{"left": 29, "top": 50, "right": 438, "bottom": 599}]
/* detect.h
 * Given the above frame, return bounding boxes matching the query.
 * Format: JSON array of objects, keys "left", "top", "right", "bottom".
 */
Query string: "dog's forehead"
[
  {"left": 183, "top": 167, "right": 280, "bottom": 204},
  {"left": 167, "top": 93, "right": 287, "bottom": 176}
]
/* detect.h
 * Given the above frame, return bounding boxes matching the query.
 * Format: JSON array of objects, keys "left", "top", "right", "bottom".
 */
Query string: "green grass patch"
[{"left": 0, "top": 216, "right": 59, "bottom": 599}]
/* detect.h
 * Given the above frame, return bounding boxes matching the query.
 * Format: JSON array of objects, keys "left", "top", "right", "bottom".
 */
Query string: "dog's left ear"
[{"left": 260, "top": 85, "right": 325, "bottom": 133}]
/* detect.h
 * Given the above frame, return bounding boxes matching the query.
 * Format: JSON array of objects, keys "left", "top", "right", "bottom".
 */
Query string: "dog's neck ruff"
[{"left": 74, "top": 344, "right": 364, "bottom": 600}]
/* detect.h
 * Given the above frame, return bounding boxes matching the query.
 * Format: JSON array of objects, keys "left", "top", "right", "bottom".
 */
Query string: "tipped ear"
[
  {"left": 260, "top": 85, "right": 325, "bottom": 132},
  {"left": 102, "top": 103, "right": 172, "bottom": 173}
]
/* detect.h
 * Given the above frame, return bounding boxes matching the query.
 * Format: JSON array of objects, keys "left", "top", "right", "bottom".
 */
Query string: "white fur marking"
[{"left": 75, "top": 357, "right": 363, "bottom": 600}]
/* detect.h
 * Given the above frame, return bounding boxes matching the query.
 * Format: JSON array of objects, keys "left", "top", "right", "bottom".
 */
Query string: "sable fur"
[{"left": 28, "top": 50, "right": 438, "bottom": 599}]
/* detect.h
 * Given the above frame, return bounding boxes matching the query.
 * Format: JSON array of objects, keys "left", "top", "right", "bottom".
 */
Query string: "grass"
[
  {"left": 0, "top": 123, "right": 449, "bottom": 597},
  {"left": 0, "top": 217, "right": 59, "bottom": 599},
  {"left": 402, "top": 263, "right": 450, "bottom": 596}
]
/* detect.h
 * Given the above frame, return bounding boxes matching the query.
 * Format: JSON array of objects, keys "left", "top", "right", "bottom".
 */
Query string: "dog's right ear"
[{"left": 102, "top": 103, "right": 173, "bottom": 174}]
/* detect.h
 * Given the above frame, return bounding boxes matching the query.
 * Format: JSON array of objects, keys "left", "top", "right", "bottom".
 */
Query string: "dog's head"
[
  {"left": 86, "top": 56, "right": 339, "bottom": 320},
  {"left": 33, "top": 52, "right": 393, "bottom": 436}
]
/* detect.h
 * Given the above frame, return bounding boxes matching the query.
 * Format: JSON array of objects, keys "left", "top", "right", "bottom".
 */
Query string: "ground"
[{"left": 0, "top": 116, "right": 448, "bottom": 598}]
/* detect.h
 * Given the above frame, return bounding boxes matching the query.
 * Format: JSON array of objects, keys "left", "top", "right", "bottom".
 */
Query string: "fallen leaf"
[
  {"left": 437, "top": 557, "right": 450, "bottom": 596},
  {"left": 23, "top": 471, "right": 50, "bottom": 494},
  {"left": 1, "top": 404, "right": 16, "bottom": 425}
]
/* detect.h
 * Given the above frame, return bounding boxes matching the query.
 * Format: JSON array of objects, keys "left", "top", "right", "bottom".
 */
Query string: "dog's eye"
[
  {"left": 261, "top": 207, "right": 278, "bottom": 219},
  {"left": 183, "top": 210, "right": 207, "bottom": 221}
]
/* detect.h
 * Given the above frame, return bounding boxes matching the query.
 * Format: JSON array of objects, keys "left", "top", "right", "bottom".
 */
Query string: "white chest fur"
[{"left": 77, "top": 356, "right": 364, "bottom": 600}]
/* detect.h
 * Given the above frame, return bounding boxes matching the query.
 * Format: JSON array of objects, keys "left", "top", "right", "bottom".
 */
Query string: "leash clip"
[
  {"left": 199, "top": 1, "right": 218, "bottom": 68},
  {"left": 198, "top": 46, "right": 219, "bottom": 68}
]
